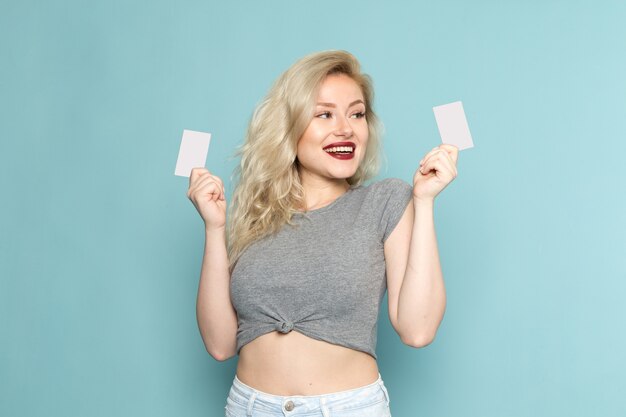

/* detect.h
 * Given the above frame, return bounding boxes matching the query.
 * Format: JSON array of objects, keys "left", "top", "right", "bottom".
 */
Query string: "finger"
[
  {"left": 190, "top": 179, "right": 222, "bottom": 202},
  {"left": 419, "top": 161, "right": 449, "bottom": 180},
  {"left": 439, "top": 144, "right": 459, "bottom": 164},
  {"left": 189, "top": 167, "right": 209, "bottom": 187},
  {"left": 196, "top": 178, "right": 224, "bottom": 200},
  {"left": 421, "top": 148, "right": 448, "bottom": 168},
  {"left": 421, "top": 145, "right": 460, "bottom": 167},
  {"left": 203, "top": 174, "right": 223, "bottom": 192},
  {"left": 208, "top": 179, "right": 225, "bottom": 200},
  {"left": 187, "top": 172, "right": 211, "bottom": 198},
  {"left": 212, "top": 175, "right": 224, "bottom": 192},
  {"left": 197, "top": 175, "right": 225, "bottom": 197},
  {"left": 420, "top": 155, "right": 455, "bottom": 177},
  {"left": 419, "top": 146, "right": 441, "bottom": 165},
  {"left": 437, "top": 148, "right": 457, "bottom": 173},
  {"left": 438, "top": 149, "right": 458, "bottom": 178},
  {"left": 207, "top": 186, "right": 223, "bottom": 202}
]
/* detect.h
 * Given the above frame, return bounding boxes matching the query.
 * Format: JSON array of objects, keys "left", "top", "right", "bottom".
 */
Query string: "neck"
[{"left": 299, "top": 173, "right": 350, "bottom": 211}]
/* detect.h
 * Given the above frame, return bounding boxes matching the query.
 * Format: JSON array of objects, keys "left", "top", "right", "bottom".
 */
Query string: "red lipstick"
[{"left": 323, "top": 141, "right": 356, "bottom": 160}]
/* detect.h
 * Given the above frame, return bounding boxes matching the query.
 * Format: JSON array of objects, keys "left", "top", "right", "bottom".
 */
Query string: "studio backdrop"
[{"left": 1, "top": 1, "right": 625, "bottom": 416}]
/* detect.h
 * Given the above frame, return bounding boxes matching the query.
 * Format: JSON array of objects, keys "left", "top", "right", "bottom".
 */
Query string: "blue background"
[{"left": 2, "top": 1, "right": 625, "bottom": 416}]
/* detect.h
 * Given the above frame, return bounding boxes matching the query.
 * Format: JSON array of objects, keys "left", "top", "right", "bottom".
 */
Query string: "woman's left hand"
[{"left": 413, "top": 144, "right": 459, "bottom": 201}]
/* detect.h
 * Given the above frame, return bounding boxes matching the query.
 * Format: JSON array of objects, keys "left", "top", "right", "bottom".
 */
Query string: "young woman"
[{"left": 187, "top": 50, "right": 458, "bottom": 417}]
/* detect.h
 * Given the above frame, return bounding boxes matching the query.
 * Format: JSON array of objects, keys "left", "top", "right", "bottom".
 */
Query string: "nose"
[{"left": 334, "top": 115, "right": 353, "bottom": 138}]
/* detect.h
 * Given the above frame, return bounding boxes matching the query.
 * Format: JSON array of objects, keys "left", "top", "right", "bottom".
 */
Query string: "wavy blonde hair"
[{"left": 227, "top": 50, "right": 383, "bottom": 270}]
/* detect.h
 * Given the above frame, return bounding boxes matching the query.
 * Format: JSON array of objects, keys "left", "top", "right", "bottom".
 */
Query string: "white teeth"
[{"left": 325, "top": 146, "right": 354, "bottom": 153}]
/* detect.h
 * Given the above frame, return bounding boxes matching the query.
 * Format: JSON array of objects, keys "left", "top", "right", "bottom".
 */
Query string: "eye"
[
  {"left": 351, "top": 111, "right": 366, "bottom": 119},
  {"left": 316, "top": 111, "right": 332, "bottom": 119}
]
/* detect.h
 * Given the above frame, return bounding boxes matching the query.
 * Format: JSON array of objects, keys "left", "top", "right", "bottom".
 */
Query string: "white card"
[
  {"left": 174, "top": 130, "right": 211, "bottom": 177},
  {"left": 432, "top": 101, "right": 474, "bottom": 150}
]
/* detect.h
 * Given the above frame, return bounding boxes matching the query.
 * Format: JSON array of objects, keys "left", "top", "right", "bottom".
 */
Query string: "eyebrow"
[{"left": 316, "top": 99, "right": 365, "bottom": 108}]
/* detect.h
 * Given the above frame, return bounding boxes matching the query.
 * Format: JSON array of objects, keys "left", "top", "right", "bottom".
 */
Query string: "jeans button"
[{"left": 284, "top": 400, "right": 294, "bottom": 411}]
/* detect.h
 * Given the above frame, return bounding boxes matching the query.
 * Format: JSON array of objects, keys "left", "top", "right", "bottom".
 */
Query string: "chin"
[{"left": 328, "top": 167, "right": 359, "bottom": 180}]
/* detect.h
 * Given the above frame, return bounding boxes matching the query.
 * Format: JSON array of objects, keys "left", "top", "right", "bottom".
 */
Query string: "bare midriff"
[{"left": 236, "top": 330, "right": 379, "bottom": 396}]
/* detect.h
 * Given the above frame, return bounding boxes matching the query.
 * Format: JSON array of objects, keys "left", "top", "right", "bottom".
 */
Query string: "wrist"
[
  {"left": 413, "top": 196, "right": 435, "bottom": 208},
  {"left": 205, "top": 225, "right": 226, "bottom": 235}
]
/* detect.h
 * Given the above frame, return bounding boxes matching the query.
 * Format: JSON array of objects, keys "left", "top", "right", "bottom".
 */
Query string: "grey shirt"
[{"left": 230, "top": 178, "right": 414, "bottom": 359}]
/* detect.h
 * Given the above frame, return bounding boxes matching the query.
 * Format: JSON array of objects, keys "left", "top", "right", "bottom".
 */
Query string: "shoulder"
[
  {"left": 363, "top": 177, "right": 413, "bottom": 199},
  {"left": 353, "top": 177, "right": 413, "bottom": 217},
  {"left": 360, "top": 178, "right": 413, "bottom": 241}
]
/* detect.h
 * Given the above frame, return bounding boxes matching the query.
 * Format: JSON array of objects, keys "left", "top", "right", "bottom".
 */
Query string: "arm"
[
  {"left": 384, "top": 144, "right": 458, "bottom": 347},
  {"left": 195, "top": 226, "right": 238, "bottom": 361},
  {"left": 187, "top": 168, "right": 238, "bottom": 361},
  {"left": 384, "top": 198, "right": 446, "bottom": 347}
]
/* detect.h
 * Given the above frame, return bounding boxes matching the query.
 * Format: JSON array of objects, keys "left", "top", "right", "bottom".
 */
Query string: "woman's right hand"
[{"left": 187, "top": 168, "right": 226, "bottom": 230}]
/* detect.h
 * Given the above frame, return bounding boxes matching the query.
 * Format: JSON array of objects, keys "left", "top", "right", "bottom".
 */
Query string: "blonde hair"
[{"left": 227, "top": 50, "right": 383, "bottom": 270}]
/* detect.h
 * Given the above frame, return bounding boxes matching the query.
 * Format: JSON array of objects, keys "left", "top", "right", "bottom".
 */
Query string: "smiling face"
[{"left": 296, "top": 73, "right": 369, "bottom": 185}]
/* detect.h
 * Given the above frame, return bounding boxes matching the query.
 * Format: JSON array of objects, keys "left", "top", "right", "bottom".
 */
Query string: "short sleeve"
[{"left": 376, "top": 178, "right": 414, "bottom": 242}]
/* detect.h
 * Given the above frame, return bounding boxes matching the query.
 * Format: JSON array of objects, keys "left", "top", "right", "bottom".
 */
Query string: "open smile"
[{"left": 323, "top": 141, "right": 356, "bottom": 160}]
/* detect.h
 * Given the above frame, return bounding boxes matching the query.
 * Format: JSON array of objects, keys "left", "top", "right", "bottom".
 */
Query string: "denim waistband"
[{"left": 227, "top": 372, "right": 390, "bottom": 416}]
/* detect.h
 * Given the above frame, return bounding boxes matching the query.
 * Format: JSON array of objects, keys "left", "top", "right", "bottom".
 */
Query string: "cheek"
[
  {"left": 296, "top": 138, "right": 317, "bottom": 163},
  {"left": 359, "top": 129, "right": 369, "bottom": 149},
  {"left": 358, "top": 122, "right": 369, "bottom": 140},
  {"left": 298, "top": 124, "right": 321, "bottom": 147},
  {"left": 303, "top": 123, "right": 325, "bottom": 141}
]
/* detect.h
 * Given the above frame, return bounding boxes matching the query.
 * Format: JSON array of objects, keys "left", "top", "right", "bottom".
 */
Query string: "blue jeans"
[
  {"left": 224, "top": 372, "right": 392, "bottom": 417},
  {"left": 225, "top": 373, "right": 391, "bottom": 417}
]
